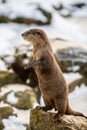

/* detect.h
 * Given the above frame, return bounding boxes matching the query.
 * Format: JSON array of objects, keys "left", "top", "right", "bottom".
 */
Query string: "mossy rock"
[
  {"left": 0, "top": 15, "right": 10, "bottom": 23},
  {"left": 24, "top": 124, "right": 31, "bottom": 130},
  {"left": 0, "top": 71, "right": 21, "bottom": 88},
  {"left": 59, "top": 10, "right": 72, "bottom": 18},
  {"left": 0, "top": 116, "right": 4, "bottom": 130},
  {"left": 14, "top": 89, "right": 37, "bottom": 109},
  {"left": 0, "top": 89, "right": 37, "bottom": 109},
  {"left": 55, "top": 47, "right": 87, "bottom": 74},
  {"left": 53, "top": 3, "right": 63, "bottom": 10},
  {"left": 78, "top": 65, "right": 87, "bottom": 77},
  {"left": 72, "top": 3, "right": 86, "bottom": 8},
  {"left": 30, "top": 108, "right": 87, "bottom": 130},
  {"left": 0, "top": 106, "right": 13, "bottom": 119},
  {"left": 59, "top": 60, "right": 72, "bottom": 72},
  {"left": 69, "top": 77, "right": 87, "bottom": 93},
  {"left": 0, "top": 6, "right": 52, "bottom": 25}
]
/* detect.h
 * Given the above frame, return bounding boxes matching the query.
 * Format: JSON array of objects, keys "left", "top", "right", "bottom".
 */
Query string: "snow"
[
  {"left": 7, "top": 91, "right": 18, "bottom": 104},
  {"left": 2, "top": 116, "right": 26, "bottom": 130},
  {"left": 67, "top": 65, "right": 80, "bottom": 71},
  {"left": 69, "top": 84, "right": 87, "bottom": 116},
  {"left": 0, "top": 84, "right": 30, "bottom": 129},
  {"left": 0, "top": 84, "right": 32, "bottom": 96},
  {"left": 0, "top": 60, "right": 7, "bottom": 71},
  {"left": 0, "top": 0, "right": 87, "bottom": 56},
  {"left": 13, "top": 108, "right": 30, "bottom": 124},
  {"left": 0, "top": 24, "right": 16, "bottom": 55},
  {"left": 63, "top": 72, "right": 82, "bottom": 84}
]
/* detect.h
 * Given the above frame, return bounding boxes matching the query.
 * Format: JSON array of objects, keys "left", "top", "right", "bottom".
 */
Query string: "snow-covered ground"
[
  {"left": 0, "top": 84, "right": 31, "bottom": 130},
  {"left": 0, "top": 0, "right": 87, "bottom": 56}
]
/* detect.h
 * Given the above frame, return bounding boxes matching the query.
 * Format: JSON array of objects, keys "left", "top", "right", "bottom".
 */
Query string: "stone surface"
[
  {"left": 69, "top": 77, "right": 87, "bottom": 93},
  {"left": 30, "top": 108, "right": 87, "bottom": 130},
  {"left": 0, "top": 106, "right": 14, "bottom": 129},
  {"left": 0, "top": 116, "right": 4, "bottom": 130},
  {"left": 0, "top": 106, "right": 14, "bottom": 119},
  {"left": 0, "top": 88, "right": 37, "bottom": 109},
  {"left": 0, "top": 6, "right": 52, "bottom": 25},
  {"left": 0, "top": 71, "right": 21, "bottom": 88}
]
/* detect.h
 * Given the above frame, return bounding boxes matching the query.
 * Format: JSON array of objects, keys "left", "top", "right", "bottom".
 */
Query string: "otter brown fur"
[{"left": 22, "top": 29, "right": 87, "bottom": 122}]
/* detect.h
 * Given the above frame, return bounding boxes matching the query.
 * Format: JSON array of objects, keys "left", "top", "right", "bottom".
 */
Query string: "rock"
[
  {"left": 55, "top": 47, "right": 87, "bottom": 73},
  {"left": 56, "top": 47, "right": 87, "bottom": 63},
  {"left": 69, "top": 77, "right": 87, "bottom": 93},
  {"left": 0, "top": 71, "right": 21, "bottom": 88},
  {"left": 59, "top": 60, "right": 72, "bottom": 72},
  {"left": 37, "top": 7, "right": 52, "bottom": 25},
  {"left": 1, "top": 0, "right": 6, "bottom": 3},
  {"left": 53, "top": 3, "right": 63, "bottom": 10},
  {"left": 0, "top": 6, "right": 52, "bottom": 25},
  {"left": 59, "top": 9, "right": 72, "bottom": 17},
  {"left": 30, "top": 108, "right": 87, "bottom": 130},
  {"left": 72, "top": 2, "right": 86, "bottom": 8},
  {"left": 24, "top": 124, "right": 31, "bottom": 130},
  {"left": 14, "top": 89, "right": 37, "bottom": 109},
  {"left": 0, "top": 116, "right": 4, "bottom": 130},
  {"left": 0, "top": 85, "right": 37, "bottom": 109},
  {"left": 78, "top": 65, "right": 87, "bottom": 77},
  {"left": 0, "top": 106, "right": 14, "bottom": 119}
]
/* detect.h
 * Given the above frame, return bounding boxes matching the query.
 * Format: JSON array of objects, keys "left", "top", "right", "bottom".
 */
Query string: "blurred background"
[{"left": 0, "top": 0, "right": 87, "bottom": 129}]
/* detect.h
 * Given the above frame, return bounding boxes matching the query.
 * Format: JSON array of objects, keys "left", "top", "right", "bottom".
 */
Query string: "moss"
[
  {"left": 30, "top": 108, "right": 87, "bottom": 130},
  {"left": 0, "top": 106, "right": 13, "bottom": 119},
  {"left": 0, "top": 89, "right": 37, "bottom": 109},
  {"left": 0, "top": 15, "right": 10, "bottom": 23},
  {"left": 0, "top": 71, "right": 21, "bottom": 88}
]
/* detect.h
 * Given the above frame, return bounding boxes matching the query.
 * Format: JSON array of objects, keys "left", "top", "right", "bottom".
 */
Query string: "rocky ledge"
[{"left": 30, "top": 108, "right": 87, "bottom": 130}]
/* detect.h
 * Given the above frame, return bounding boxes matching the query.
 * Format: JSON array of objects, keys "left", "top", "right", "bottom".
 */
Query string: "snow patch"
[
  {"left": 0, "top": 84, "right": 32, "bottom": 96},
  {"left": 67, "top": 65, "right": 80, "bottom": 71},
  {"left": 63, "top": 72, "right": 82, "bottom": 84},
  {"left": 7, "top": 91, "right": 18, "bottom": 104},
  {"left": 2, "top": 116, "right": 26, "bottom": 130}
]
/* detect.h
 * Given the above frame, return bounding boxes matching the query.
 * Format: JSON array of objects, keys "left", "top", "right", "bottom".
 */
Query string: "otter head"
[{"left": 22, "top": 29, "right": 49, "bottom": 47}]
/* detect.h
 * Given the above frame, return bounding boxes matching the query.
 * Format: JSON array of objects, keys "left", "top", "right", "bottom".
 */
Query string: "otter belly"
[{"left": 39, "top": 78, "right": 67, "bottom": 99}]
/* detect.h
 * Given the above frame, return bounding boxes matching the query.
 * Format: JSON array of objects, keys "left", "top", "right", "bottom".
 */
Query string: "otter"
[{"left": 22, "top": 29, "right": 87, "bottom": 122}]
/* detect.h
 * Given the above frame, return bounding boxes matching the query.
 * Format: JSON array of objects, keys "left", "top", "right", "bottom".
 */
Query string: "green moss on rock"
[
  {"left": 0, "top": 71, "right": 21, "bottom": 88},
  {"left": 0, "top": 89, "right": 37, "bottom": 109},
  {"left": 30, "top": 108, "right": 87, "bottom": 130},
  {"left": 0, "top": 106, "right": 13, "bottom": 119}
]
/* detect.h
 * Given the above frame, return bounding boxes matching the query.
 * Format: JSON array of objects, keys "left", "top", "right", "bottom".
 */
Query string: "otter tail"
[{"left": 65, "top": 100, "right": 87, "bottom": 119}]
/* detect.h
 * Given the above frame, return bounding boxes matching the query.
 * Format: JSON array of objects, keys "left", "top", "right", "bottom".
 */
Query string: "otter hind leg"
[{"left": 53, "top": 99, "right": 67, "bottom": 123}]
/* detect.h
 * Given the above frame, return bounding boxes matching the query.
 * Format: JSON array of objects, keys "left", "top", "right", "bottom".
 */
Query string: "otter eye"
[
  {"left": 37, "top": 32, "right": 40, "bottom": 35},
  {"left": 27, "top": 32, "right": 30, "bottom": 34}
]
